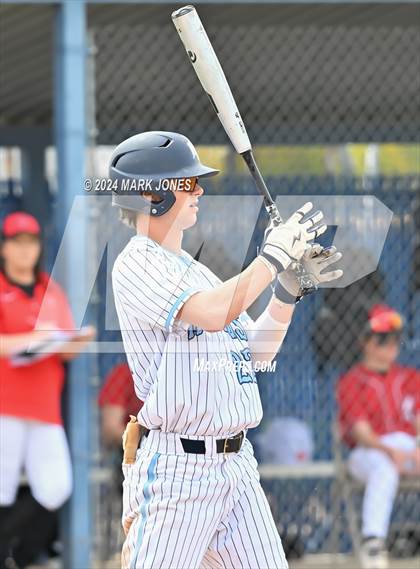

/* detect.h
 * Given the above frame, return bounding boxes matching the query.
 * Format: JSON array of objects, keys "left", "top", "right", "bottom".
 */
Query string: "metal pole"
[
  {"left": 54, "top": 1, "right": 91, "bottom": 568},
  {"left": 85, "top": 28, "right": 103, "bottom": 563}
]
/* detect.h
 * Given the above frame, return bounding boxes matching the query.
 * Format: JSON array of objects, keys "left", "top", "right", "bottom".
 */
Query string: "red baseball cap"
[
  {"left": 2, "top": 212, "right": 41, "bottom": 238},
  {"left": 367, "top": 304, "right": 403, "bottom": 334}
]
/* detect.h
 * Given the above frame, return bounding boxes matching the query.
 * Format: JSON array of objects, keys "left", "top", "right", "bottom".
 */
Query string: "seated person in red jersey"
[
  {"left": 336, "top": 304, "right": 419, "bottom": 569},
  {"left": 98, "top": 362, "right": 143, "bottom": 448}
]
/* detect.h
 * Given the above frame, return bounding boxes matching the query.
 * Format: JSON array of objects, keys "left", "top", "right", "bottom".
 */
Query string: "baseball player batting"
[{"left": 110, "top": 131, "right": 343, "bottom": 569}]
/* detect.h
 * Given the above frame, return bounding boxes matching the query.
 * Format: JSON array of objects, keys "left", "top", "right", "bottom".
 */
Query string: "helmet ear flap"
[
  {"left": 111, "top": 187, "right": 177, "bottom": 217},
  {"left": 149, "top": 191, "right": 176, "bottom": 217}
]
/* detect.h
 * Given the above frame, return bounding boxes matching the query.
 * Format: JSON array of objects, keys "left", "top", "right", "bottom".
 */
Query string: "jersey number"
[{"left": 230, "top": 349, "right": 257, "bottom": 385}]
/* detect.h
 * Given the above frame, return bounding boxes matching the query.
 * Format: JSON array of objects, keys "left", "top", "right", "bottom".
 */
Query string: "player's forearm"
[
  {"left": 58, "top": 326, "right": 96, "bottom": 360},
  {"left": 103, "top": 422, "right": 126, "bottom": 446},
  {"left": 179, "top": 257, "right": 274, "bottom": 331},
  {"left": 101, "top": 407, "right": 127, "bottom": 446},
  {"left": 59, "top": 338, "right": 94, "bottom": 361},
  {"left": 247, "top": 297, "right": 294, "bottom": 366},
  {"left": 352, "top": 421, "right": 391, "bottom": 454}
]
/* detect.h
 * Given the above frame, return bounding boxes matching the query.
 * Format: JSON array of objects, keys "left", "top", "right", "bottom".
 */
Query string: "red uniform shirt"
[
  {"left": 337, "top": 363, "right": 420, "bottom": 447},
  {"left": 0, "top": 271, "right": 75, "bottom": 425},
  {"left": 98, "top": 363, "right": 143, "bottom": 419}
]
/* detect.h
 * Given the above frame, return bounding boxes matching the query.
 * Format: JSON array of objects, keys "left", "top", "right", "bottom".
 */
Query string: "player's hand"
[
  {"left": 259, "top": 202, "right": 327, "bottom": 273},
  {"left": 384, "top": 447, "right": 412, "bottom": 474},
  {"left": 123, "top": 516, "right": 135, "bottom": 536},
  {"left": 400, "top": 447, "right": 420, "bottom": 476},
  {"left": 273, "top": 244, "right": 343, "bottom": 304},
  {"left": 58, "top": 326, "right": 97, "bottom": 361},
  {"left": 73, "top": 325, "right": 96, "bottom": 343}
]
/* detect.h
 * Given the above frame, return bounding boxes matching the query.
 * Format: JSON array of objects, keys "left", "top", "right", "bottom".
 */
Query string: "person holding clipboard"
[{"left": 0, "top": 211, "right": 95, "bottom": 568}]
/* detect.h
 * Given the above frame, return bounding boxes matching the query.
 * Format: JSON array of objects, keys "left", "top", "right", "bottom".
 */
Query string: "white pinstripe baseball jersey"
[{"left": 112, "top": 235, "right": 263, "bottom": 437}]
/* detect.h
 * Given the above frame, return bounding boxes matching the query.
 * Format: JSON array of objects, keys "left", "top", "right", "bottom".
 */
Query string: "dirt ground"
[
  {"left": 290, "top": 553, "right": 420, "bottom": 569},
  {"left": 97, "top": 552, "right": 420, "bottom": 569}
]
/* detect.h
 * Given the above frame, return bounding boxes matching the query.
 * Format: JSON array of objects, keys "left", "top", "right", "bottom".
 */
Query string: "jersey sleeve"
[
  {"left": 113, "top": 241, "right": 203, "bottom": 333},
  {"left": 336, "top": 371, "right": 368, "bottom": 434},
  {"left": 406, "top": 368, "right": 420, "bottom": 412},
  {"left": 0, "top": 303, "right": 4, "bottom": 334}
]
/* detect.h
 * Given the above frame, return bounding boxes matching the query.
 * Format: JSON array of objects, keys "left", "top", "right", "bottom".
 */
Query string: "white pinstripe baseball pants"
[{"left": 121, "top": 431, "right": 288, "bottom": 569}]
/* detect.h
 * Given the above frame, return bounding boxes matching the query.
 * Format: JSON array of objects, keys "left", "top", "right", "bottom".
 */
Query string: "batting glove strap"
[
  {"left": 273, "top": 277, "right": 302, "bottom": 305},
  {"left": 260, "top": 247, "right": 292, "bottom": 273}
]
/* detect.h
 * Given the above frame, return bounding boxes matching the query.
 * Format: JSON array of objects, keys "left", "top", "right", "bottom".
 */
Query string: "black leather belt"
[{"left": 142, "top": 429, "right": 245, "bottom": 455}]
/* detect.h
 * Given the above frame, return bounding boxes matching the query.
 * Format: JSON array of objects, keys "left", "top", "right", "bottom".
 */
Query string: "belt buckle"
[{"left": 223, "top": 431, "right": 244, "bottom": 455}]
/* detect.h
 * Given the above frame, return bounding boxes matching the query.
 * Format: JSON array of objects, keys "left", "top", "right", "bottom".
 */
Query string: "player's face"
[
  {"left": 364, "top": 333, "right": 400, "bottom": 369},
  {"left": 168, "top": 177, "right": 204, "bottom": 230},
  {"left": 1, "top": 233, "right": 41, "bottom": 274}
]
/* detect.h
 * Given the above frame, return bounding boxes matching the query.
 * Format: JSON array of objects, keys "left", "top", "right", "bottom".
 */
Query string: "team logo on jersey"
[
  {"left": 192, "top": 348, "right": 257, "bottom": 384},
  {"left": 188, "top": 325, "right": 204, "bottom": 340},
  {"left": 224, "top": 319, "right": 248, "bottom": 341},
  {"left": 401, "top": 395, "right": 415, "bottom": 423},
  {"left": 230, "top": 349, "right": 257, "bottom": 384},
  {"left": 187, "top": 319, "right": 248, "bottom": 342}
]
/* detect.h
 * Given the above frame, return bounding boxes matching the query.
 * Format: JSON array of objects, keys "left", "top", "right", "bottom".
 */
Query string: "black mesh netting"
[{"left": 91, "top": 4, "right": 420, "bottom": 145}]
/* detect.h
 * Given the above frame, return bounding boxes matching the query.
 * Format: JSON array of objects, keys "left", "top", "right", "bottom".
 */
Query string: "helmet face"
[{"left": 110, "top": 131, "right": 219, "bottom": 216}]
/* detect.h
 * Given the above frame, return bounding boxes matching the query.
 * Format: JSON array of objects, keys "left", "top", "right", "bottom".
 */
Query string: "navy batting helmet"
[{"left": 110, "top": 131, "right": 219, "bottom": 217}]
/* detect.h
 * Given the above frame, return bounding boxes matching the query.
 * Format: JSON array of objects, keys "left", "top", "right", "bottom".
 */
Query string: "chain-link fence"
[
  {"left": 91, "top": 4, "right": 420, "bottom": 146},
  {"left": 87, "top": 4, "right": 420, "bottom": 566}
]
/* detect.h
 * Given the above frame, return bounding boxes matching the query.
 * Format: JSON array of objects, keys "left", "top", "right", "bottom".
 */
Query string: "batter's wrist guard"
[
  {"left": 260, "top": 249, "right": 291, "bottom": 274},
  {"left": 273, "top": 278, "right": 300, "bottom": 305}
]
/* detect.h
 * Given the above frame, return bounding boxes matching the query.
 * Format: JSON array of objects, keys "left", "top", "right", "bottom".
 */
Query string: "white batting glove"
[
  {"left": 274, "top": 244, "right": 344, "bottom": 304},
  {"left": 259, "top": 202, "right": 327, "bottom": 272}
]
